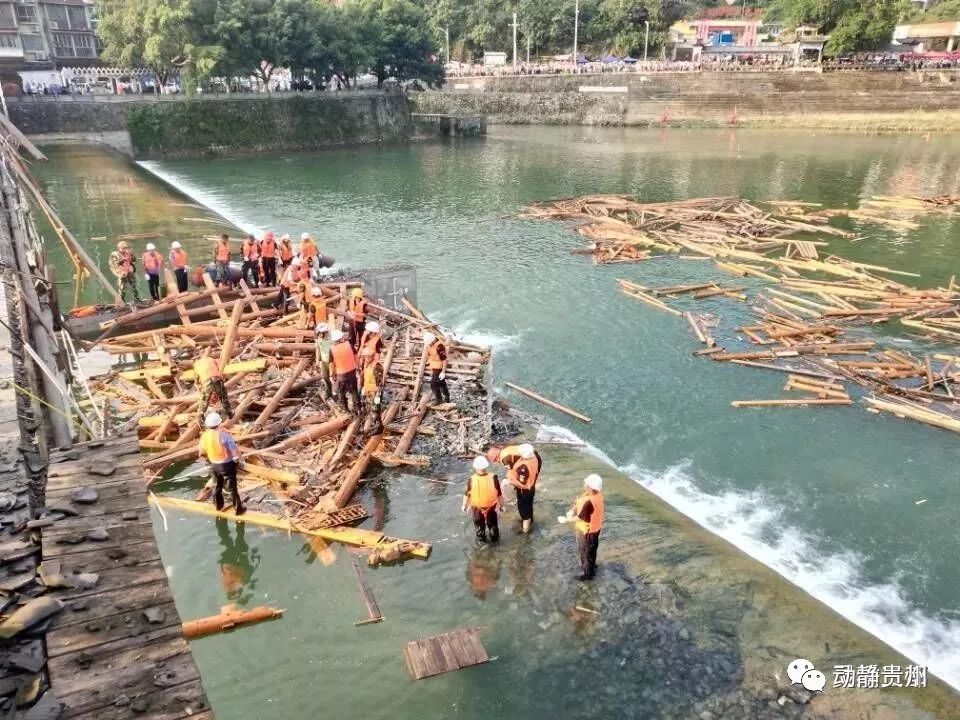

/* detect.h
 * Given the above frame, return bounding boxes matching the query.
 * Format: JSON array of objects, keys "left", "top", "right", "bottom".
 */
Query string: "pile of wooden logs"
[
  {"left": 86, "top": 279, "right": 492, "bottom": 562},
  {"left": 527, "top": 193, "right": 960, "bottom": 435}
]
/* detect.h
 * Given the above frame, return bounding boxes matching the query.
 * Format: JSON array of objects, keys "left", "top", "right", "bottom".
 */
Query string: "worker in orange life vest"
[
  {"left": 328, "top": 329, "right": 360, "bottom": 414},
  {"left": 563, "top": 474, "right": 605, "bottom": 581},
  {"left": 240, "top": 234, "right": 261, "bottom": 288},
  {"left": 358, "top": 320, "right": 383, "bottom": 370},
  {"left": 359, "top": 350, "right": 384, "bottom": 435},
  {"left": 169, "top": 241, "right": 189, "bottom": 293},
  {"left": 490, "top": 443, "right": 541, "bottom": 534},
  {"left": 260, "top": 231, "right": 277, "bottom": 287},
  {"left": 193, "top": 348, "right": 233, "bottom": 421},
  {"left": 213, "top": 234, "right": 231, "bottom": 287},
  {"left": 299, "top": 232, "right": 318, "bottom": 269},
  {"left": 423, "top": 331, "right": 450, "bottom": 405},
  {"left": 278, "top": 234, "right": 294, "bottom": 269},
  {"left": 304, "top": 286, "right": 328, "bottom": 330},
  {"left": 273, "top": 257, "right": 302, "bottom": 313},
  {"left": 461, "top": 456, "right": 504, "bottom": 543},
  {"left": 198, "top": 411, "right": 245, "bottom": 515},
  {"left": 347, "top": 287, "right": 367, "bottom": 349},
  {"left": 141, "top": 242, "right": 164, "bottom": 302}
]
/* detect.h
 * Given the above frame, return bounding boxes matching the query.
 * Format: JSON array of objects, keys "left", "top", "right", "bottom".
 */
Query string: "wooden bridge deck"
[{"left": 41, "top": 433, "right": 210, "bottom": 719}]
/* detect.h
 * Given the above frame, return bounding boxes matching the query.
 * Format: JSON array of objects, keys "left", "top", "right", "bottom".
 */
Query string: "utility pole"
[
  {"left": 573, "top": 0, "right": 579, "bottom": 73},
  {"left": 513, "top": 12, "right": 518, "bottom": 72},
  {"left": 644, "top": 20, "right": 650, "bottom": 61},
  {"left": 527, "top": 33, "right": 531, "bottom": 64},
  {"left": 445, "top": 26, "right": 450, "bottom": 64}
]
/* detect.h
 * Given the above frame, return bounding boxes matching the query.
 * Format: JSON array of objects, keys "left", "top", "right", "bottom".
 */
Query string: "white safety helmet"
[
  {"left": 292, "top": 257, "right": 302, "bottom": 266},
  {"left": 301, "top": 232, "right": 311, "bottom": 241},
  {"left": 365, "top": 321, "right": 380, "bottom": 334},
  {"left": 171, "top": 241, "right": 182, "bottom": 249},
  {"left": 145, "top": 243, "right": 156, "bottom": 251},
  {"left": 472, "top": 456, "right": 490, "bottom": 472},
  {"left": 281, "top": 233, "right": 290, "bottom": 241},
  {"left": 519, "top": 443, "right": 535, "bottom": 459},
  {"left": 204, "top": 411, "right": 223, "bottom": 429},
  {"left": 584, "top": 474, "right": 603, "bottom": 492},
  {"left": 422, "top": 330, "right": 436, "bottom": 344},
  {"left": 311, "top": 287, "right": 322, "bottom": 296},
  {"left": 314, "top": 323, "right": 329, "bottom": 334},
  {"left": 330, "top": 329, "right": 345, "bottom": 342}
]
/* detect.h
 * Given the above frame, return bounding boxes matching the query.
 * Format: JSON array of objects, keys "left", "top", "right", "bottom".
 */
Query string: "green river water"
[{"left": 32, "top": 129, "right": 960, "bottom": 719}]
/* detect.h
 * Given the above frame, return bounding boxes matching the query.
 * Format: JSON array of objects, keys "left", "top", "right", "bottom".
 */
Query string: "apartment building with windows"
[{"left": 0, "top": 0, "right": 97, "bottom": 82}]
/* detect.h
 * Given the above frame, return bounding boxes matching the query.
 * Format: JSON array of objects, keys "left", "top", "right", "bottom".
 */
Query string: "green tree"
[
  {"left": 356, "top": 0, "right": 443, "bottom": 87},
  {"left": 97, "top": 0, "right": 191, "bottom": 89}
]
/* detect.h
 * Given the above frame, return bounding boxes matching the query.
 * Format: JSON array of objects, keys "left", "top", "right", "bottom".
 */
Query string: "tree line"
[{"left": 97, "top": 0, "right": 443, "bottom": 91}]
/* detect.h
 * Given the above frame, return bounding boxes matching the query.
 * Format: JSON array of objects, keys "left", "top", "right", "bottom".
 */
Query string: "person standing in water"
[
  {"left": 462, "top": 456, "right": 504, "bottom": 543},
  {"left": 492, "top": 443, "right": 541, "bottom": 534},
  {"left": 565, "top": 474, "right": 604, "bottom": 581}
]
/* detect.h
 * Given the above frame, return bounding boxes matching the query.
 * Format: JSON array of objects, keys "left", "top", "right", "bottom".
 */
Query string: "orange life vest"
[
  {"left": 575, "top": 492, "right": 604, "bottom": 534},
  {"left": 193, "top": 356, "right": 221, "bottom": 384},
  {"left": 300, "top": 239, "right": 317, "bottom": 260},
  {"left": 215, "top": 238, "right": 230, "bottom": 262},
  {"left": 279, "top": 242, "right": 294, "bottom": 262},
  {"left": 309, "top": 299, "right": 328, "bottom": 325},
  {"left": 348, "top": 296, "right": 366, "bottom": 322},
  {"left": 469, "top": 472, "right": 499, "bottom": 511},
  {"left": 361, "top": 364, "right": 378, "bottom": 395},
  {"left": 170, "top": 248, "right": 188, "bottom": 269},
  {"left": 498, "top": 444, "right": 522, "bottom": 467},
  {"left": 142, "top": 250, "right": 162, "bottom": 273},
  {"left": 427, "top": 339, "right": 447, "bottom": 370},
  {"left": 330, "top": 340, "right": 357, "bottom": 376},
  {"left": 359, "top": 332, "right": 381, "bottom": 361},
  {"left": 261, "top": 236, "right": 276, "bottom": 258},
  {"left": 242, "top": 239, "right": 260, "bottom": 261},
  {"left": 511, "top": 455, "right": 540, "bottom": 489},
  {"left": 199, "top": 428, "right": 232, "bottom": 464}
]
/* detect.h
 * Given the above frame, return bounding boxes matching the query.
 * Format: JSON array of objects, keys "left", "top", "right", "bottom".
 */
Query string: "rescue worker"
[
  {"left": 278, "top": 234, "right": 294, "bottom": 270},
  {"left": 360, "top": 354, "right": 384, "bottom": 434},
  {"left": 295, "top": 265, "right": 313, "bottom": 316},
  {"left": 304, "top": 286, "right": 328, "bottom": 330},
  {"left": 141, "top": 242, "right": 164, "bottom": 302},
  {"left": 358, "top": 320, "right": 383, "bottom": 370},
  {"left": 108, "top": 240, "right": 141, "bottom": 304},
  {"left": 198, "top": 412, "right": 245, "bottom": 515},
  {"left": 240, "top": 234, "right": 260, "bottom": 288},
  {"left": 273, "top": 257, "right": 302, "bottom": 312},
  {"left": 194, "top": 349, "right": 233, "bottom": 421},
  {"left": 299, "top": 232, "right": 318, "bottom": 268},
  {"left": 329, "top": 329, "right": 360, "bottom": 414},
  {"left": 565, "top": 474, "right": 604, "bottom": 581},
  {"left": 424, "top": 331, "right": 450, "bottom": 405},
  {"left": 461, "top": 456, "right": 504, "bottom": 543},
  {"left": 313, "top": 323, "right": 334, "bottom": 399},
  {"left": 261, "top": 231, "right": 277, "bottom": 287},
  {"left": 213, "top": 233, "right": 231, "bottom": 287},
  {"left": 169, "top": 241, "right": 189, "bottom": 293},
  {"left": 347, "top": 287, "right": 367, "bottom": 349},
  {"left": 493, "top": 443, "right": 541, "bottom": 534}
]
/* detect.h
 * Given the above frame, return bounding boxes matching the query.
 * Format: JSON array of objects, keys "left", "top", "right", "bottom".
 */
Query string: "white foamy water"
[
  {"left": 430, "top": 310, "right": 522, "bottom": 354},
  {"left": 537, "top": 424, "right": 960, "bottom": 691},
  {"left": 138, "top": 161, "right": 265, "bottom": 236}
]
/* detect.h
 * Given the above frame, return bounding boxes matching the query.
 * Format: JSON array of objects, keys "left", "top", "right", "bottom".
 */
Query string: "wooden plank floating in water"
[
  {"left": 403, "top": 628, "right": 490, "bottom": 680},
  {"left": 504, "top": 381, "right": 592, "bottom": 424},
  {"left": 351, "top": 557, "right": 383, "bottom": 626},
  {"left": 40, "top": 433, "right": 210, "bottom": 719}
]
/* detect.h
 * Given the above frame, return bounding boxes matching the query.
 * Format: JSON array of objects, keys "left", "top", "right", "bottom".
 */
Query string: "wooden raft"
[
  {"left": 403, "top": 628, "right": 490, "bottom": 680},
  {"left": 40, "top": 434, "right": 210, "bottom": 719}
]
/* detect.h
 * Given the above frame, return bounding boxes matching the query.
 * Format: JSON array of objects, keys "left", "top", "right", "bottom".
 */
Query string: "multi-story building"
[{"left": 0, "top": 0, "right": 97, "bottom": 85}]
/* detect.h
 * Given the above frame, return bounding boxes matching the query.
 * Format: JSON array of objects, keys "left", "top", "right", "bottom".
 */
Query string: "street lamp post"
[
  {"left": 445, "top": 26, "right": 450, "bottom": 65},
  {"left": 573, "top": 0, "right": 579, "bottom": 73},
  {"left": 644, "top": 20, "right": 650, "bottom": 62},
  {"left": 513, "top": 12, "right": 518, "bottom": 73}
]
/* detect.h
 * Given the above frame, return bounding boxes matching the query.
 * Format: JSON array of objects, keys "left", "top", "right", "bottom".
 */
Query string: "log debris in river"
[{"left": 524, "top": 193, "right": 960, "bottom": 435}]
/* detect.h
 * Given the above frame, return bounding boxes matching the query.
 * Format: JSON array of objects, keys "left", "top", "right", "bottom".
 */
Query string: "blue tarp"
[
  {"left": 601, "top": 55, "right": 621, "bottom": 64},
  {"left": 576, "top": 55, "right": 590, "bottom": 64},
  {"left": 622, "top": 55, "right": 638, "bottom": 64}
]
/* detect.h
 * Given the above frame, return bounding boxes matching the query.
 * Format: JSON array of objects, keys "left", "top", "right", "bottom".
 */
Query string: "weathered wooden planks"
[{"left": 403, "top": 628, "right": 490, "bottom": 680}]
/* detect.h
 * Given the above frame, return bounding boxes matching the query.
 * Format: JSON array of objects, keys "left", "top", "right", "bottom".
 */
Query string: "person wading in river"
[
  {"left": 213, "top": 234, "right": 231, "bottom": 287},
  {"left": 260, "top": 231, "right": 277, "bottom": 287},
  {"left": 141, "top": 243, "right": 164, "bottom": 302},
  {"left": 491, "top": 443, "right": 541, "bottom": 534},
  {"left": 108, "top": 240, "right": 141, "bottom": 305},
  {"left": 565, "top": 474, "right": 604, "bottom": 581},
  {"left": 329, "top": 329, "right": 360, "bottom": 414},
  {"left": 169, "top": 241, "right": 189, "bottom": 293},
  {"left": 424, "top": 331, "right": 451, "bottom": 405},
  {"left": 240, "top": 234, "right": 261, "bottom": 288},
  {"left": 198, "top": 412, "right": 245, "bottom": 515},
  {"left": 194, "top": 349, "right": 233, "bottom": 421},
  {"left": 462, "top": 456, "right": 504, "bottom": 543}
]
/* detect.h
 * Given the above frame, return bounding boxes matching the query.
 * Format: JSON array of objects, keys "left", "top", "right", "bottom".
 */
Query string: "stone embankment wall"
[
  {"left": 9, "top": 91, "right": 413, "bottom": 158},
  {"left": 411, "top": 70, "right": 960, "bottom": 128}
]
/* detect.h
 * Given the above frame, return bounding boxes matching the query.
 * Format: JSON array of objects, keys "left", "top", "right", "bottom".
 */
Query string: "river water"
[{"left": 33, "top": 129, "right": 960, "bottom": 717}]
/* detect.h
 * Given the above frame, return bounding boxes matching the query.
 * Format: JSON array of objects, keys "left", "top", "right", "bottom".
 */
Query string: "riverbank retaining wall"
[
  {"left": 9, "top": 91, "right": 414, "bottom": 159},
  {"left": 412, "top": 70, "right": 960, "bottom": 128}
]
